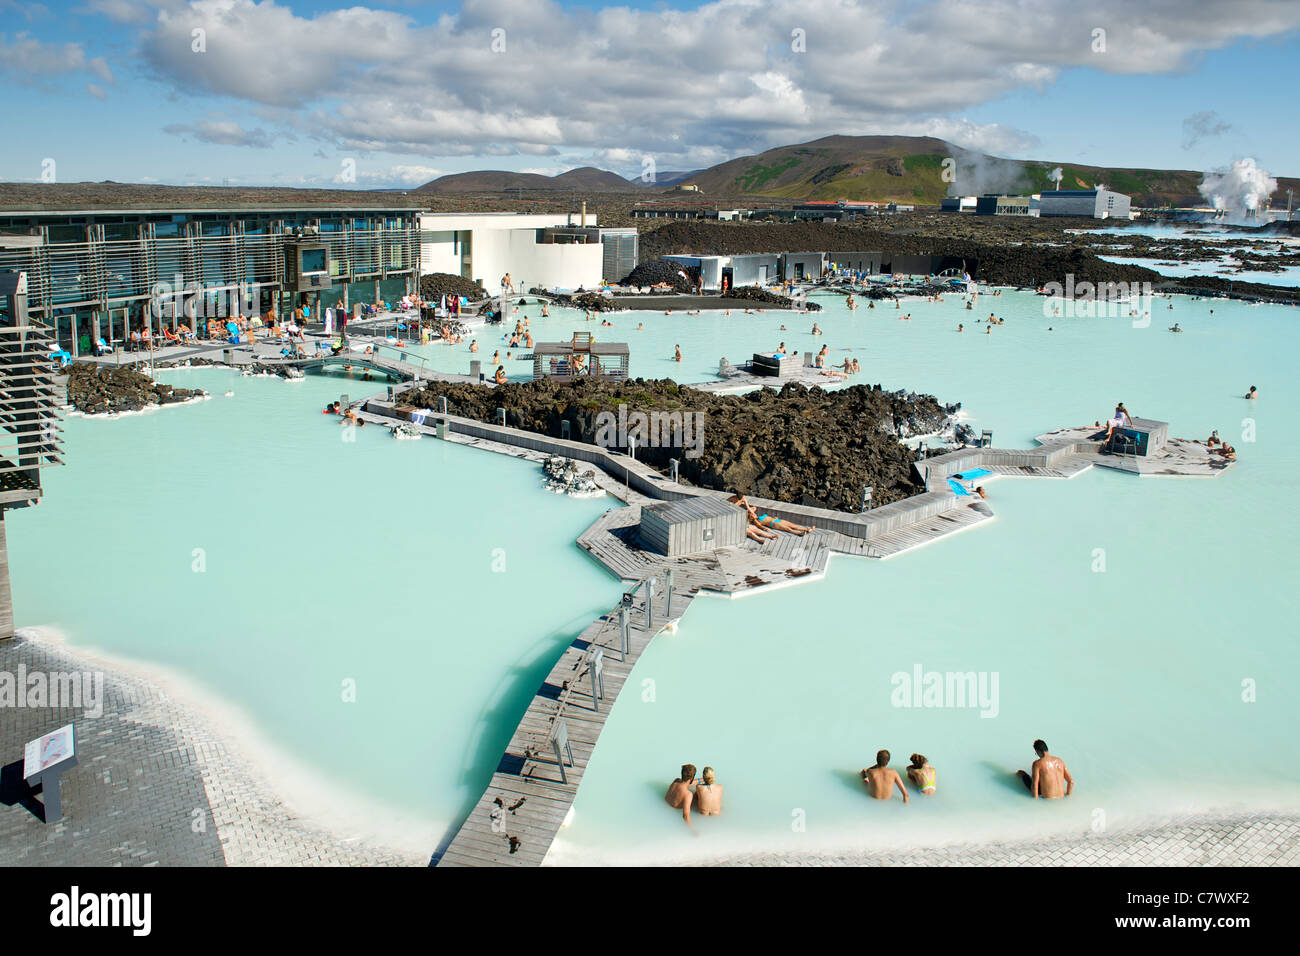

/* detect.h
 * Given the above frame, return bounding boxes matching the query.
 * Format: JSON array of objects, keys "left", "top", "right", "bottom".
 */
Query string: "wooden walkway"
[{"left": 435, "top": 583, "right": 692, "bottom": 867}]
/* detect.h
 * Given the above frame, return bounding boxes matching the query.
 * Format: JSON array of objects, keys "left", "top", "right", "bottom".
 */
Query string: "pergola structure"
[{"left": 531, "top": 332, "right": 629, "bottom": 381}]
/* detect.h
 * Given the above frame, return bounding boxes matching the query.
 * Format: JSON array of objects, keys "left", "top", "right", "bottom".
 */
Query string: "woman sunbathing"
[{"left": 729, "top": 495, "right": 813, "bottom": 535}]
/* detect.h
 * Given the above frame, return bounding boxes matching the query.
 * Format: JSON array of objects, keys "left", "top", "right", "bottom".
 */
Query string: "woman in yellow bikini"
[{"left": 907, "top": 754, "right": 937, "bottom": 795}]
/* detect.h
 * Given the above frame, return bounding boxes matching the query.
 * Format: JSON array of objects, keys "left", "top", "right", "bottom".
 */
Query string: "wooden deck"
[{"left": 435, "top": 583, "right": 692, "bottom": 867}]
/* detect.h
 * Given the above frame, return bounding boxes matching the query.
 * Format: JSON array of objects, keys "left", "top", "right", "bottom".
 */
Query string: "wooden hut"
[{"left": 639, "top": 497, "right": 746, "bottom": 557}]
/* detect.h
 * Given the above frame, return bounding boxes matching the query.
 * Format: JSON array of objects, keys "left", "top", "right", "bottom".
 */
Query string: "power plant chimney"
[{"left": 581, "top": 201, "right": 587, "bottom": 227}]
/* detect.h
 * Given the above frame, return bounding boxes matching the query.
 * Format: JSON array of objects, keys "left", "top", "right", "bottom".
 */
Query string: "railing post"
[
  {"left": 665, "top": 570, "right": 674, "bottom": 614},
  {"left": 644, "top": 576, "right": 655, "bottom": 630}
]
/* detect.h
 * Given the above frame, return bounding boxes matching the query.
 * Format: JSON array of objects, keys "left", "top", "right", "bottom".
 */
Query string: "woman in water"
[
  {"left": 673, "top": 344, "right": 682, "bottom": 362},
  {"left": 493, "top": 366, "right": 507, "bottom": 385},
  {"left": 906, "top": 755, "right": 937, "bottom": 795}
]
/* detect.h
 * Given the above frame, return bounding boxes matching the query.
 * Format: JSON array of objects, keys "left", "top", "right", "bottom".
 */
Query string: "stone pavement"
[
  {"left": 702, "top": 812, "right": 1300, "bottom": 867},
  {"left": 0, "top": 632, "right": 422, "bottom": 867}
]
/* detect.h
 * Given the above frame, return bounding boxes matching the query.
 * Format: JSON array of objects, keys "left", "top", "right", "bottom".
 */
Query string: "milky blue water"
[
  {"left": 547, "top": 288, "right": 1300, "bottom": 863},
  {"left": 9, "top": 370, "right": 618, "bottom": 850},
  {"left": 11, "top": 283, "right": 1299, "bottom": 862}
]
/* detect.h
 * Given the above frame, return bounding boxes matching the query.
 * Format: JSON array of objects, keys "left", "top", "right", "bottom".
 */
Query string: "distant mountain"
[
  {"left": 417, "top": 166, "right": 634, "bottom": 193},
  {"left": 683, "top": 134, "right": 1299, "bottom": 206},
  {"left": 627, "top": 169, "right": 703, "bottom": 188}
]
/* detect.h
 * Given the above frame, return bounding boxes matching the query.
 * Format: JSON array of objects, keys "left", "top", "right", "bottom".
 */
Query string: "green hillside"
[{"left": 682, "top": 135, "right": 1297, "bottom": 206}]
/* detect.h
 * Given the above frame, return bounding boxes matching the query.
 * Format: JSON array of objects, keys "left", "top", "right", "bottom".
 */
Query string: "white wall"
[
  {"left": 418, "top": 212, "right": 603, "bottom": 294},
  {"left": 469, "top": 229, "right": 603, "bottom": 294}
]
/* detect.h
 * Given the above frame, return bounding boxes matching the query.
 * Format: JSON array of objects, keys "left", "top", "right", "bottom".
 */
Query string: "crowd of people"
[{"left": 664, "top": 739, "right": 1074, "bottom": 824}]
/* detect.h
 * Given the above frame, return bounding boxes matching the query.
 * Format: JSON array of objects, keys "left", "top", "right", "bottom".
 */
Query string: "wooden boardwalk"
[{"left": 435, "top": 583, "right": 692, "bottom": 866}]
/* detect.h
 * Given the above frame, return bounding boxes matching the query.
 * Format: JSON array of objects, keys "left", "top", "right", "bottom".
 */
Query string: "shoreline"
[{"left": 8, "top": 626, "right": 433, "bottom": 866}]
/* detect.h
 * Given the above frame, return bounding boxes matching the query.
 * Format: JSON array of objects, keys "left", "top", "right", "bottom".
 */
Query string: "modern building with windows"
[{"left": 0, "top": 204, "right": 422, "bottom": 358}]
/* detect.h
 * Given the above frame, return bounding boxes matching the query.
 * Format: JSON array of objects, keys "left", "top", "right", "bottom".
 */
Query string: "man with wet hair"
[
  {"left": 1017, "top": 739, "right": 1074, "bottom": 799},
  {"left": 861, "top": 750, "right": 909, "bottom": 803},
  {"left": 666, "top": 764, "right": 698, "bottom": 823}
]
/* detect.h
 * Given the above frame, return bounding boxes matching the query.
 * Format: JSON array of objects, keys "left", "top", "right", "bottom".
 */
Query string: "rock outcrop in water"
[
  {"left": 64, "top": 362, "right": 206, "bottom": 414},
  {"left": 542, "top": 456, "right": 604, "bottom": 497},
  {"left": 402, "top": 377, "right": 957, "bottom": 511}
]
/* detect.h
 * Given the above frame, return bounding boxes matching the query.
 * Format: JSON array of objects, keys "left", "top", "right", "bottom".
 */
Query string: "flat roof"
[
  {"left": 0, "top": 205, "right": 423, "bottom": 217},
  {"left": 534, "top": 341, "right": 629, "bottom": 355},
  {"left": 642, "top": 496, "right": 741, "bottom": 523}
]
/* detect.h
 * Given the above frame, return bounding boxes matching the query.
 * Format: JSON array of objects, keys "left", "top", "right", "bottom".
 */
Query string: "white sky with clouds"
[{"left": 2, "top": 0, "right": 1298, "bottom": 188}]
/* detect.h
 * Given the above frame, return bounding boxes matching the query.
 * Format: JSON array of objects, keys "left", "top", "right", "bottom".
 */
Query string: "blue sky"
[{"left": 2, "top": 0, "right": 1297, "bottom": 190}]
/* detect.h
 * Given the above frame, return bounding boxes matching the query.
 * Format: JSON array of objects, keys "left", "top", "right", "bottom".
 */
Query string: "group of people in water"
[{"left": 665, "top": 739, "right": 1073, "bottom": 823}]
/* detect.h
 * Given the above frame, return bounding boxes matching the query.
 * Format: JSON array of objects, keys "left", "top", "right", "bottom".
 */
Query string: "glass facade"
[{"left": 0, "top": 206, "right": 421, "bottom": 355}]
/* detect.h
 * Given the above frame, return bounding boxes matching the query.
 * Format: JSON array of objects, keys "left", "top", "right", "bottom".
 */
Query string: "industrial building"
[
  {"left": 974, "top": 195, "right": 1038, "bottom": 217},
  {"left": 1037, "top": 188, "right": 1131, "bottom": 219},
  {"left": 629, "top": 205, "right": 748, "bottom": 221},
  {"left": 419, "top": 210, "right": 636, "bottom": 292},
  {"left": 0, "top": 203, "right": 422, "bottom": 358}
]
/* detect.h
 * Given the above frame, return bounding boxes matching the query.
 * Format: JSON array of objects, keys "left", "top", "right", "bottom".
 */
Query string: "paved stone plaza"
[{"left": 0, "top": 632, "right": 421, "bottom": 866}]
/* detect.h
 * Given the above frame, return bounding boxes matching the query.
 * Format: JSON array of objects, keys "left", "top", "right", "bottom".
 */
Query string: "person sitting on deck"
[
  {"left": 906, "top": 754, "right": 937, "bottom": 795},
  {"left": 493, "top": 365, "right": 507, "bottom": 385},
  {"left": 666, "top": 764, "right": 698, "bottom": 824},
  {"left": 1103, "top": 402, "right": 1134, "bottom": 443},
  {"left": 1206, "top": 430, "right": 1221, "bottom": 447},
  {"left": 861, "top": 750, "right": 909, "bottom": 803},
  {"left": 693, "top": 767, "right": 723, "bottom": 816}
]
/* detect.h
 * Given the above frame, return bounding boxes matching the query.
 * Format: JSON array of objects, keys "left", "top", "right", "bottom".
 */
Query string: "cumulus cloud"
[
  {"left": 332, "top": 163, "right": 445, "bottom": 187},
  {"left": 71, "top": 0, "right": 1300, "bottom": 173},
  {"left": 0, "top": 32, "right": 114, "bottom": 83},
  {"left": 163, "top": 120, "right": 273, "bottom": 148},
  {"left": 86, "top": 82, "right": 108, "bottom": 99},
  {"left": 1182, "top": 110, "right": 1231, "bottom": 149}
]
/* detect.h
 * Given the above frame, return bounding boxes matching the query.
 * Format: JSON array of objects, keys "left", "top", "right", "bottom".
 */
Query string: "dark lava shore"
[
  {"left": 400, "top": 377, "right": 957, "bottom": 511},
  {"left": 64, "top": 362, "right": 206, "bottom": 414}
]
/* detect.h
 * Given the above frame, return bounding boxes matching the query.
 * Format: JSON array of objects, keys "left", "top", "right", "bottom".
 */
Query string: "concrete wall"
[{"left": 419, "top": 213, "right": 602, "bottom": 293}]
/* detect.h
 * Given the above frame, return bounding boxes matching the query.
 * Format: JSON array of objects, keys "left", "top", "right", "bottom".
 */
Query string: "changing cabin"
[{"left": 639, "top": 497, "right": 747, "bottom": 557}]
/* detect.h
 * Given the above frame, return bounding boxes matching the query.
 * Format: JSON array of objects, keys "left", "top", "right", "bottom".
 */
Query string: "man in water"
[
  {"left": 694, "top": 767, "right": 724, "bottom": 815},
  {"left": 666, "top": 764, "right": 697, "bottom": 823},
  {"left": 861, "top": 750, "right": 909, "bottom": 803},
  {"left": 1016, "top": 739, "right": 1074, "bottom": 799}
]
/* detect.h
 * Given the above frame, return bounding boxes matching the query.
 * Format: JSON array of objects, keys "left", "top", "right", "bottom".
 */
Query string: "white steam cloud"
[
  {"left": 946, "top": 149, "right": 1029, "bottom": 197},
  {"left": 1199, "top": 158, "right": 1278, "bottom": 220}
]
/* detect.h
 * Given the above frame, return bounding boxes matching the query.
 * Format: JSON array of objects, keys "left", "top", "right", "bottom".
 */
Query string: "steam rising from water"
[{"left": 1199, "top": 158, "right": 1278, "bottom": 221}]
